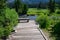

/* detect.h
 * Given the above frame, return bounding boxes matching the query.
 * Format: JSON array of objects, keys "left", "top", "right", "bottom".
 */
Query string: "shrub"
[
  {"left": 5, "top": 8, "right": 18, "bottom": 26},
  {"left": 0, "top": 8, "right": 18, "bottom": 39},
  {"left": 52, "top": 22, "right": 60, "bottom": 36},
  {"left": 51, "top": 14, "right": 60, "bottom": 23},
  {"left": 55, "top": 9, "right": 60, "bottom": 14},
  {"left": 36, "top": 14, "right": 51, "bottom": 29}
]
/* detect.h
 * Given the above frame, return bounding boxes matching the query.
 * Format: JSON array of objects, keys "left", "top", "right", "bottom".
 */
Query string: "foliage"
[
  {"left": 0, "top": 0, "right": 7, "bottom": 9},
  {"left": 14, "top": 0, "right": 28, "bottom": 16},
  {"left": 0, "top": 0, "right": 18, "bottom": 39},
  {"left": 36, "top": 14, "right": 51, "bottom": 29},
  {"left": 52, "top": 22, "right": 60, "bottom": 36},
  {"left": 14, "top": 0, "right": 23, "bottom": 15},
  {"left": 0, "top": 8, "right": 18, "bottom": 39},
  {"left": 48, "top": 0, "right": 55, "bottom": 13},
  {"left": 55, "top": 9, "right": 60, "bottom": 14},
  {"left": 5, "top": 8, "right": 18, "bottom": 26},
  {"left": 51, "top": 14, "right": 60, "bottom": 32},
  {"left": 27, "top": 8, "right": 49, "bottom": 15},
  {"left": 22, "top": 4, "right": 28, "bottom": 15}
]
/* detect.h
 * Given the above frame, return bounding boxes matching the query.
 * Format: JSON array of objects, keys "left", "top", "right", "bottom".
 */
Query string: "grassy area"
[
  {"left": 27, "top": 8, "right": 49, "bottom": 15},
  {"left": 42, "top": 29, "right": 56, "bottom": 40}
]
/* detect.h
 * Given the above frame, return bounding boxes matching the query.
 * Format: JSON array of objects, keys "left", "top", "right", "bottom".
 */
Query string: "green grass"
[
  {"left": 42, "top": 29, "right": 56, "bottom": 40},
  {"left": 27, "top": 8, "right": 49, "bottom": 15}
]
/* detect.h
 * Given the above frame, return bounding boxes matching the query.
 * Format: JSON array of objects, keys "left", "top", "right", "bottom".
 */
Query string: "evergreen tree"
[
  {"left": 14, "top": 0, "right": 28, "bottom": 16},
  {"left": 38, "top": 2, "right": 42, "bottom": 9},
  {"left": 22, "top": 4, "right": 28, "bottom": 15},
  {"left": 0, "top": 0, "right": 18, "bottom": 40},
  {"left": 48, "top": 0, "right": 55, "bottom": 13},
  {"left": 14, "top": 0, "right": 23, "bottom": 16}
]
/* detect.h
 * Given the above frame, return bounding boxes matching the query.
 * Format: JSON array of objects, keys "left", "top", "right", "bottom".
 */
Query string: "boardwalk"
[{"left": 8, "top": 20, "right": 45, "bottom": 40}]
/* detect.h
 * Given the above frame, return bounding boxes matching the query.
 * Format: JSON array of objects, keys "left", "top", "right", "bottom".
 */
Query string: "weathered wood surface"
[
  {"left": 18, "top": 18, "right": 29, "bottom": 23},
  {"left": 7, "top": 20, "right": 45, "bottom": 40}
]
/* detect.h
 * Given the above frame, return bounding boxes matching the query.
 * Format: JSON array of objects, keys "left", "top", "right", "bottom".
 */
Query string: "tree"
[
  {"left": 14, "top": 0, "right": 28, "bottom": 16},
  {"left": 38, "top": 2, "right": 42, "bottom": 9},
  {"left": 48, "top": 0, "right": 55, "bottom": 13},
  {"left": 22, "top": 4, "right": 28, "bottom": 15},
  {"left": 14, "top": 0, "right": 23, "bottom": 16}
]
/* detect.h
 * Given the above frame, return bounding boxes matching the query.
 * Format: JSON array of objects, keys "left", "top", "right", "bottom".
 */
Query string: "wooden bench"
[{"left": 18, "top": 18, "right": 29, "bottom": 23}]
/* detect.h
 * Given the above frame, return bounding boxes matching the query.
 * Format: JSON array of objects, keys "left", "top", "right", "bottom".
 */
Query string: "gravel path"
[{"left": 7, "top": 20, "right": 45, "bottom": 40}]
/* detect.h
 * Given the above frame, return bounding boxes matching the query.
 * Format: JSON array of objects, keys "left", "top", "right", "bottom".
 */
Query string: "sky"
[{"left": 7, "top": 0, "right": 60, "bottom": 4}]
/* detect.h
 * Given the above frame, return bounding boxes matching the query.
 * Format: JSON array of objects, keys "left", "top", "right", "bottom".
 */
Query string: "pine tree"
[
  {"left": 38, "top": 2, "right": 42, "bottom": 9},
  {"left": 48, "top": 0, "right": 55, "bottom": 13},
  {"left": 14, "top": 0, "right": 28, "bottom": 16},
  {"left": 14, "top": 0, "right": 23, "bottom": 16},
  {"left": 22, "top": 4, "right": 28, "bottom": 15}
]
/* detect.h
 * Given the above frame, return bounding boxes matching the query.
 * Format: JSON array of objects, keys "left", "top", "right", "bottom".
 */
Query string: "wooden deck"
[
  {"left": 18, "top": 18, "right": 29, "bottom": 23},
  {"left": 7, "top": 20, "right": 46, "bottom": 40}
]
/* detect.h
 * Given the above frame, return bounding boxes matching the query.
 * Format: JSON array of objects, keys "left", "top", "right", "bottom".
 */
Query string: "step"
[
  {"left": 9, "top": 35, "right": 45, "bottom": 40},
  {"left": 12, "top": 32, "right": 41, "bottom": 36}
]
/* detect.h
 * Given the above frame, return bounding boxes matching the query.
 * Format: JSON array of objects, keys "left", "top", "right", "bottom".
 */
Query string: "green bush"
[
  {"left": 0, "top": 8, "right": 18, "bottom": 38},
  {"left": 55, "top": 9, "right": 60, "bottom": 14},
  {"left": 51, "top": 14, "right": 60, "bottom": 23},
  {"left": 51, "top": 14, "right": 60, "bottom": 35},
  {"left": 36, "top": 14, "right": 51, "bottom": 29},
  {"left": 52, "top": 22, "right": 60, "bottom": 36},
  {"left": 5, "top": 8, "right": 18, "bottom": 26}
]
